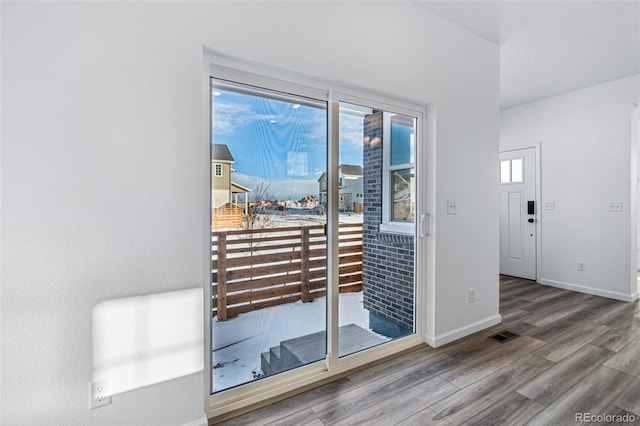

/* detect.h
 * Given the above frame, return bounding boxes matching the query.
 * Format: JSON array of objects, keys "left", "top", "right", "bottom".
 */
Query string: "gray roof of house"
[
  {"left": 340, "top": 164, "right": 363, "bottom": 176},
  {"left": 212, "top": 144, "right": 234, "bottom": 162}
]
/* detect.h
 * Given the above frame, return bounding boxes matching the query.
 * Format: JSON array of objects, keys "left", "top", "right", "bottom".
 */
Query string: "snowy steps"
[{"left": 261, "top": 323, "right": 386, "bottom": 377}]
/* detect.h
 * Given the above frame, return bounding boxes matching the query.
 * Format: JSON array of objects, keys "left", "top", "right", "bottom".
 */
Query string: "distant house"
[
  {"left": 212, "top": 144, "right": 250, "bottom": 212},
  {"left": 317, "top": 164, "right": 363, "bottom": 212}
]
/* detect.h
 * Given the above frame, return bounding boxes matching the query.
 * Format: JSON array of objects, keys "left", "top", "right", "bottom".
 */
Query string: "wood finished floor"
[{"left": 214, "top": 276, "right": 640, "bottom": 425}]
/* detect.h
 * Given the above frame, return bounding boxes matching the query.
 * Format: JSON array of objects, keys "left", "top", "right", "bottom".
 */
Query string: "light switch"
[
  {"left": 447, "top": 200, "right": 456, "bottom": 215},
  {"left": 543, "top": 201, "right": 555, "bottom": 211}
]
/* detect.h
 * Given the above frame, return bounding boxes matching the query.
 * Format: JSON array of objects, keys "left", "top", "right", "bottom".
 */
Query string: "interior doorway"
[{"left": 499, "top": 147, "right": 538, "bottom": 280}]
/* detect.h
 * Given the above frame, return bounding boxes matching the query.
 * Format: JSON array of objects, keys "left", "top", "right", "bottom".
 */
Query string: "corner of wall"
[{"left": 425, "top": 314, "right": 501, "bottom": 348}]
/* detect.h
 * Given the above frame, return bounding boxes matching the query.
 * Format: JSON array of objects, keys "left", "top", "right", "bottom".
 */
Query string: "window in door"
[{"left": 500, "top": 158, "right": 524, "bottom": 183}]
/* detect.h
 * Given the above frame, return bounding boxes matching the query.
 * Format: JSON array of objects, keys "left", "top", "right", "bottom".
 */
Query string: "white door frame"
[
  {"left": 500, "top": 142, "right": 542, "bottom": 282},
  {"left": 630, "top": 103, "right": 639, "bottom": 299},
  {"left": 203, "top": 49, "right": 430, "bottom": 419}
]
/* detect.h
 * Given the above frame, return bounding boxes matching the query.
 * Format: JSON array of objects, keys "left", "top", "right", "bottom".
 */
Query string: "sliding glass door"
[
  {"left": 209, "top": 79, "right": 420, "bottom": 396},
  {"left": 210, "top": 80, "right": 328, "bottom": 393},
  {"left": 337, "top": 101, "right": 417, "bottom": 358}
]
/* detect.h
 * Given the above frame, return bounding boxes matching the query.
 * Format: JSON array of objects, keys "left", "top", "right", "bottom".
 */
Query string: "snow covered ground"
[
  {"left": 266, "top": 210, "right": 363, "bottom": 227},
  {"left": 212, "top": 291, "right": 372, "bottom": 393},
  {"left": 211, "top": 211, "right": 367, "bottom": 392}
]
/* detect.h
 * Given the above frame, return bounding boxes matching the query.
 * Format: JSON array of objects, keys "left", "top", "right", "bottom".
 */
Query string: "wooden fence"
[
  {"left": 212, "top": 203, "right": 243, "bottom": 230},
  {"left": 211, "top": 223, "right": 363, "bottom": 320}
]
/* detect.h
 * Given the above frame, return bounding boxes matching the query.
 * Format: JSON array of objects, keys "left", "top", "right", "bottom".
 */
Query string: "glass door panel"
[
  {"left": 337, "top": 102, "right": 417, "bottom": 358},
  {"left": 210, "top": 79, "right": 327, "bottom": 393}
]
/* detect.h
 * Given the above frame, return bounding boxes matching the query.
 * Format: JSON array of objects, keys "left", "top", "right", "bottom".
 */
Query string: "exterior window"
[
  {"left": 392, "top": 169, "right": 415, "bottom": 221},
  {"left": 214, "top": 163, "right": 223, "bottom": 177},
  {"left": 381, "top": 112, "right": 416, "bottom": 233}
]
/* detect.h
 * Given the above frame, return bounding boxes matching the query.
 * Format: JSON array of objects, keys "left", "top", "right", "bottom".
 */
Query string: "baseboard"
[
  {"left": 182, "top": 417, "right": 208, "bottom": 426},
  {"left": 424, "top": 314, "right": 502, "bottom": 348},
  {"left": 538, "top": 278, "right": 637, "bottom": 302}
]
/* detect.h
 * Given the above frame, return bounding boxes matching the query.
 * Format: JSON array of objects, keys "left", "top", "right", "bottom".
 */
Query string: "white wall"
[
  {"left": 1, "top": 1, "right": 499, "bottom": 424},
  {"left": 501, "top": 75, "right": 640, "bottom": 301}
]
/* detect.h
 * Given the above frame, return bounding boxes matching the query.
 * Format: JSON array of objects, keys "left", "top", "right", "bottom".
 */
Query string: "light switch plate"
[
  {"left": 447, "top": 200, "right": 456, "bottom": 215},
  {"left": 543, "top": 201, "right": 555, "bottom": 211}
]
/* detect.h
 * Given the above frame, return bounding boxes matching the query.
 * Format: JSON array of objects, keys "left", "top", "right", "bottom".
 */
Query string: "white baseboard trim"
[
  {"left": 424, "top": 314, "right": 502, "bottom": 348},
  {"left": 538, "top": 278, "right": 637, "bottom": 302},
  {"left": 182, "top": 417, "right": 208, "bottom": 426}
]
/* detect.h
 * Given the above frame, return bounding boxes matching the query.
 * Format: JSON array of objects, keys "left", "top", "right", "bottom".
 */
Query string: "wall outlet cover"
[
  {"left": 89, "top": 380, "right": 112, "bottom": 409},
  {"left": 608, "top": 202, "right": 623, "bottom": 212}
]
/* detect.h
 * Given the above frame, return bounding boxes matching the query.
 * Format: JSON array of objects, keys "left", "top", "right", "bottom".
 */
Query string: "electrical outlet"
[
  {"left": 89, "top": 380, "right": 112, "bottom": 409},
  {"left": 577, "top": 262, "right": 586, "bottom": 272},
  {"left": 608, "top": 202, "right": 623, "bottom": 212},
  {"left": 468, "top": 288, "right": 475, "bottom": 303},
  {"left": 447, "top": 200, "right": 457, "bottom": 215}
]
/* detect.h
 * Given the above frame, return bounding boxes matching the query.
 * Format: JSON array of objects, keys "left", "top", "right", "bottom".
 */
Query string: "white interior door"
[{"left": 500, "top": 148, "right": 536, "bottom": 280}]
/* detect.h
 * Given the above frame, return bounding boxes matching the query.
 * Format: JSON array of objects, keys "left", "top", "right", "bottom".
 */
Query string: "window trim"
[
  {"left": 381, "top": 112, "right": 416, "bottom": 235},
  {"left": 214, "top": 163, "right": 223, "bottom": 177},
  {"left": 203, "top": 49, "right": 429, "bottom": 421}
]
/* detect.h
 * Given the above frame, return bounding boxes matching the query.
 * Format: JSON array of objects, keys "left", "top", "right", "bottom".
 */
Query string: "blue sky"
[{"left": 212, "top": 88, "right": 363, "bottom": 199}]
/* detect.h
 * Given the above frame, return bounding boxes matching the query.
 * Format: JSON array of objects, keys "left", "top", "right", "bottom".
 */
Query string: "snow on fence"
[{"left": 211, "top": 223, "right": 363, "bottom": 320}]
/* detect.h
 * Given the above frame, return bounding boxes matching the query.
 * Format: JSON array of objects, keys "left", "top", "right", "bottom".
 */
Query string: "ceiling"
[{"left": 413, "top": 1, "right": 640, "bottom": 109}]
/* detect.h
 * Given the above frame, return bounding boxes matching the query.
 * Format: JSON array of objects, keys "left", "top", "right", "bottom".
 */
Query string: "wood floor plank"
[
  {"left": 613, "top": 376, "right": 640, "bottom": 416},
  {"left": 458, "top": 392, "right": 545, "bottom": 426},
  {"left": 215, "top": 378, "right": 357, "bottom": 426},
  {"left": 604, "top": 337, "right": 640, "bottom": 376},
  {"left": 500, "top": 283, "right": 542, "bottom": 301},
  {"left": 523, "top": 300, "right": 588, "bottom": 327},
  {"left": 500, "top": 297, "right": 536, "bottom": 313},
  {"left": 561, "top": 302, "right": 625, "bottom": 326},
  {"left": 429, "top": 354, "right": 553, "bottom": 425},
  {"left": 522, "top": 287, "right": 570, "bottom": 304},
  {"left": 312, "top": 353, "right": 458, "bottom": 424},
  {"left": 500, "top": 309, "right": 533, "bottom": 324},
  {"left": 439, "top": 335, "right": 545, "bottom": 388},
  {"left": 590, "top": 302, "right": 640, "bottom": 327},
  {"left": 263, "top": 408, "right": 323, "bottom": 426},
  {"left": 527, "top": 314, "right": 594, "bottom": 342},
  {"left": 331, "top": 376, "right": 458, "bottom": 426},
  {"left": 532, "top": 323, "right": 609, "bottom": 362},
  {"left": 346, "top": 344, "right": 436, "bottom": 388},
  {"left": 392, "top": 408, "right": 452, "bottom": 426},
  {"left": 592, "top": 316, "right": 640, "bottom": 352},
  {"left": 526, "top": 366, "right": 634, "bottom": 426},
  {"left": 517, "top": 344, "right": 614, "bottom": 406}
]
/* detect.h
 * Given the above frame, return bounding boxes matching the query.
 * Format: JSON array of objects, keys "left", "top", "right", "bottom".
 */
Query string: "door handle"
[
  {"left": 419, "top": 214, "right": 430, "bottom": 238},
  {"left": 528, "top": 218, "right": 535, "bottom": 223}
]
